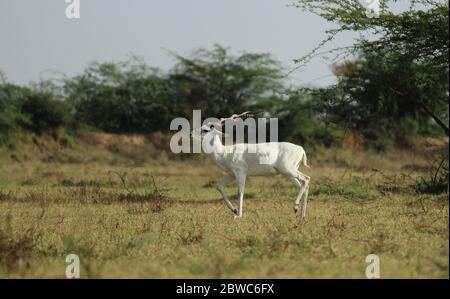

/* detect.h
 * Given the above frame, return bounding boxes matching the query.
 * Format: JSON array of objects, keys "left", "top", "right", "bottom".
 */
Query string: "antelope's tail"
[{"left": 301, "top": 150, "right": 310, "bottom": 168}]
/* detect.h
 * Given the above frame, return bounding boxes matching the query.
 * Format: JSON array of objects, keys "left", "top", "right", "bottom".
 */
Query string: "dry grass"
[{"left": 0, "top": 133, "right": 448, "bottom": 278}]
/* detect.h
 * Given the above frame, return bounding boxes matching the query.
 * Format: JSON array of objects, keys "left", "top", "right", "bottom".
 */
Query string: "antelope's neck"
[
  {"left": 212, "top": 134, "right": 225, "bottom": 154},
  {"left": 210, "top": 134, "right": 229, "bottom": 171}
]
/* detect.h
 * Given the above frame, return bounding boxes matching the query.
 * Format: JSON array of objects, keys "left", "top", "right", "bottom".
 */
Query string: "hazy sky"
[{"left": 0, "top": 0, "right": 361, "bottom": 87}]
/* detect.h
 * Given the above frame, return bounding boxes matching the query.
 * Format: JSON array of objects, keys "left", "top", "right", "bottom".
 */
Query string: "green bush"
[
  {"left": 20, "top": 93, "right": 70, "bottom": 133},
  {"left": 415, "top": 155, "right": 449, "bottom": 194},
  {"left": 0, "top": 84, "right": 31, "bottom": 143}
]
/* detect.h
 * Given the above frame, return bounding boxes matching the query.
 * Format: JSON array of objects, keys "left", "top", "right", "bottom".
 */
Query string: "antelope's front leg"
[
  {"left": 216, "top": 175, "right": 237, "bottom": 215},
  {"left": 234, "top": 171, "right": 247, "bottom": 218}
]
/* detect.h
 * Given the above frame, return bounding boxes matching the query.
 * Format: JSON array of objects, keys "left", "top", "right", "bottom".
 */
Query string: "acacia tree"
[
  {"left": 168, "top": 45, "right": 285, "bottom": 119},
  {"left": 294, "top": 0, "right": 449, "bottom": 136}
]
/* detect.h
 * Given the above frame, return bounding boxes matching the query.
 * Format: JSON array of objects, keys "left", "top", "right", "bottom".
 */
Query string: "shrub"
[
  {"left": 21, "top": 93, "right": 70, "bottom": 133},
  {"left": 415, "top": 154, "right": 449, "bottom": 194}
]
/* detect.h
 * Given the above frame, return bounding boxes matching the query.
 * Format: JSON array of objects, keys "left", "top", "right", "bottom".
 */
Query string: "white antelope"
[{"left": 191, "top": 112, "right": 311, "bottom": 219}]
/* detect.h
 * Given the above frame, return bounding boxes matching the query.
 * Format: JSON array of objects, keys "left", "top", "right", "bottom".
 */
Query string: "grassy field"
[{"left": 0, "top": 132, "right": 448, "bottom": 278}]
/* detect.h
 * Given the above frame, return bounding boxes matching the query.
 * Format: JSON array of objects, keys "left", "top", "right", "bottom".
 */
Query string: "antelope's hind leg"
[
  {"left": 279, "top": 167, "right": 310, "bottom": 218},
  {"left": 301, "top": 183, "right": 309, "bottom": 218},
  {"left": 296, "top": 172, "right": 310, "bottom": 218},
  {"left": 291, "top": 177, "right": 306, "bottom": 215}
]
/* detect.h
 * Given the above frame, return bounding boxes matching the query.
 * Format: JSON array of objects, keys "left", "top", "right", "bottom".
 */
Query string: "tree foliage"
[
  {"left": 168, "top": 45, "right": 284, "bottom": 119},
  {"left": 295, "top": 0, "right": 449, "bottom": 136},
  {"left": 64, "top": 58, "right": 173, "bottom": 133}
]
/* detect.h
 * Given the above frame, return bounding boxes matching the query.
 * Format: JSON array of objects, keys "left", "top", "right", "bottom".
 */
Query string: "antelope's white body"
[{"left": 193, "top": 123, "right": 311, "bottom": 219}]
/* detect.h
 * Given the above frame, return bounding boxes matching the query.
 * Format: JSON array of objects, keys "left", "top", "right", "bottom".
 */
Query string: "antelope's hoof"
[
  {"left": 293, "top": 206, "right": 299, "bottom": 214},
  {"left": 234, "top": 215, "right": 242, "bottom": 219},
  {"left": 232, "top": 208, "right": 238, "bottom": 215}
]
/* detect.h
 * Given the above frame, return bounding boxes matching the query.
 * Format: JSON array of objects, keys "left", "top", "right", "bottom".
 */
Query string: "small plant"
[
  {"left": 109, "top": 170, "right": 171, "bottom": 212},
  {"left": 372, "top": 168, "right": 415, "bottom": 195},
  {"left": 0, "top": 189, "right": 14, "bottom": 201},
  {"left": 415, "top": 155, "right": 449, "bottom": 195},
  {"left": 0, "top": 212, "right": 43, "bottom": 272},
  {"left": 176, "top": 217, "right": 204, "bottom": 245}
]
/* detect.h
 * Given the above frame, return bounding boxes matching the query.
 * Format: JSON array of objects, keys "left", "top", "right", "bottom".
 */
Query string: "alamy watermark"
[
  {"left": 169, "top": 110, "right": 279, "bottom": 164},
  {"left": 65, "top": 0, "right": 80, "bottom": 19},
  {"left": 365, "top": 254, "right": 380, "bottom": 278},
  {"left": 65, "top": 253, "right": 80, "bottom": 278},
  {"left": 361, "top": 0, "right": 380, "bottom": 18}
]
